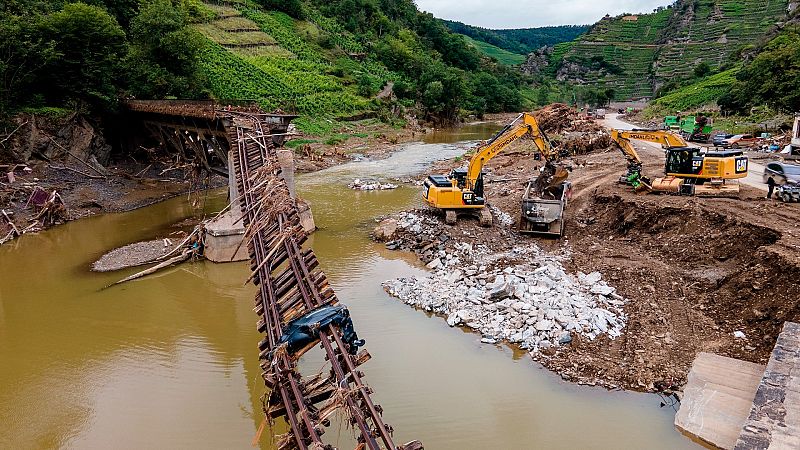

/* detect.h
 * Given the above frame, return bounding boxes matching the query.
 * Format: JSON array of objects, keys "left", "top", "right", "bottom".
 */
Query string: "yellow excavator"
[
  {"left": 611, "top": 129, "right": 749, "bottom": 195},
  {"left": 423, "top": 112, "right": 558, "bottom": 226}
]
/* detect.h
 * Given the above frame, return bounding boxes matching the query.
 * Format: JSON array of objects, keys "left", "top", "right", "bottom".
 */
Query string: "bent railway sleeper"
[{"left": 223, "top": 109, "right": 421, "bottom": 450}]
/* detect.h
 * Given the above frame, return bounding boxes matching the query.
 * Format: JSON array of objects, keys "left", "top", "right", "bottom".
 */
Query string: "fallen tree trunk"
[{"left": 108, "top": 249, "right": 192, "bottom": 287}]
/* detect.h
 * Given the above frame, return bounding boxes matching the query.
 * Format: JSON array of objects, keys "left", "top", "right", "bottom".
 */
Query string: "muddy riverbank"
[{"left": 1, "top": 113, "right": 496, "bottom": 245}]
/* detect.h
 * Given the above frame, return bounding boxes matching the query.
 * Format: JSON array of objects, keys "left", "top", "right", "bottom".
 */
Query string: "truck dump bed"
[{"left": 518, "top": 181, "right": 571, "bottom": 237}]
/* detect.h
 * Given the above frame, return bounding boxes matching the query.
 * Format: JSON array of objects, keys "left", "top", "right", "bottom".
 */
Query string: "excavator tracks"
[{"left": 224, "top": 110, "right": 421, "bottom": 450}]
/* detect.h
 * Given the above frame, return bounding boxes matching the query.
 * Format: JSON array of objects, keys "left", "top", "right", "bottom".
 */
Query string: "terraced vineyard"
[
  {"left": 193, "top": 2, "right": 397, "bottom": 117},
  {"left": 654, "top": 0, "right": 787, "bottom": 80},
  {"left": 554, "top": 0, "right": 789, "bottom": 100}
]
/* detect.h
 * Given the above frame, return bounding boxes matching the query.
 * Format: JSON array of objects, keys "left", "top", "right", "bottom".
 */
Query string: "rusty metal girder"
[{"left": 223, "top": 110, "right": 421, "bottom": 450}]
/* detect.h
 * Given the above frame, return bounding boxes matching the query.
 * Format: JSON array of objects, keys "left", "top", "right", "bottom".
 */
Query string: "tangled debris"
[
  {"left": 532, "top": 103, "right": 610, "bottom": 156},
  {"left": 382, "top": 212, "right": 627, "bottom": 353},
  {"left": 534, "top": 103, "right": 605, "bottom": 134}
]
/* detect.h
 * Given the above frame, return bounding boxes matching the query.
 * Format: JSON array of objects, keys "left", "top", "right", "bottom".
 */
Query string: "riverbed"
[{"left": 0, "top": 123, "right": 699, "bottom": 449}]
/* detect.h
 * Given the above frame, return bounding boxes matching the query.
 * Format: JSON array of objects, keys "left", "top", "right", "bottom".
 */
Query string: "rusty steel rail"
[{"left": 224, "top": 110, "right": 421, "bottom": 450}]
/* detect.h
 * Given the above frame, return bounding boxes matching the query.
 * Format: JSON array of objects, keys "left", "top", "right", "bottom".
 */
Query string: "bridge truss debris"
[{"left": 225, "top": 110, "right": 422, "bottom": 450}]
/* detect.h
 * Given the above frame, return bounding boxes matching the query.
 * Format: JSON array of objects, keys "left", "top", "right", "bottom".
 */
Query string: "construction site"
[{"left": 1, "top": 100, "right": 799, "bottom": 450}]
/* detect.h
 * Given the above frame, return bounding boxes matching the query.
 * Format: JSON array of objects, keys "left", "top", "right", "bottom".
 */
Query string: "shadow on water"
[{"left": 0, "top": 124, "right": 698, "bottom": 449}]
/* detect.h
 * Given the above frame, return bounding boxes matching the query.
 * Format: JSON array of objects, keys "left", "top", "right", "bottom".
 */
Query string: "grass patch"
[
  {"left": 18, "top": 106, "right": 73, "bottom": 118},
  {"left": 293, "top": 117, "right": 339, "bottom": 135},
  {"left": 285, "top": 138, "right": 318, "bottom": 148},
  {"left": 324, "top": 134, "right": 349, "bottom": 145}
]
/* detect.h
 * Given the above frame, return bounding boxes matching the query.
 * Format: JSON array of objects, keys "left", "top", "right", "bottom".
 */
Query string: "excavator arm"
[
  {"left": 610, "top": 129, "right": 688, "bottom": 190},
  {"left": 465, "top": 113, "right": 554, "bottom": 189}
]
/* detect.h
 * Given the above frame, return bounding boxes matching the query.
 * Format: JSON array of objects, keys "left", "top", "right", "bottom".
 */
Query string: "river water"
[{"left": 0, "top": 123, "right": 698, "bottom": 449}]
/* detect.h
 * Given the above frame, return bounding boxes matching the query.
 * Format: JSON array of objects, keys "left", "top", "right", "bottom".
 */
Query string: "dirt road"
[{"left": 602, "top": 114, "right": 768, "bottom": 192}]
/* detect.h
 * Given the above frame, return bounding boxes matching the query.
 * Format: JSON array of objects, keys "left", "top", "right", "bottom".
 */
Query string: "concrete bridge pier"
[{"left": 204, "top": 149, "right": 315, "bottom": 263}]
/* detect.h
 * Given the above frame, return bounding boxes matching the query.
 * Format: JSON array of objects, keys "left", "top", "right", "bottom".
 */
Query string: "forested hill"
[
  {"left": 0, "top": 0, "right": 528, "bottom": 125},
  {"left": 442, "top": 20, "right": 589, "bottom": 55}
]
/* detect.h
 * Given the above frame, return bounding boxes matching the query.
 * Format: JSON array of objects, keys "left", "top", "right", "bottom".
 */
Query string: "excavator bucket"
[{"left": 650, "top": 177, "right": 683, "bottom": 194}]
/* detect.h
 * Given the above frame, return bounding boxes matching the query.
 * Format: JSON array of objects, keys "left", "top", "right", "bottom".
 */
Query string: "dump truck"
[
  {"left": 679, "top": 116, "right": 713, "bottom": 142},
  {"left": 664, "top": 116, "right": 680, "bottom": 131}
]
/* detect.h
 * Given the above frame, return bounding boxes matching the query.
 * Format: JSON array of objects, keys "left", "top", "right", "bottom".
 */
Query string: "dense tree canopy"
[
  {"left": 719, "top": 30, "right": 800, "bottom": 114},
  {"left": 442, "top": 20, "right": 589, "bottom": 54},
  {"left": 1, "top": 0, "right": 528, "bottom": 122},
  {"left": 0, "top": 0, "right": 207, "bottom": 116}
]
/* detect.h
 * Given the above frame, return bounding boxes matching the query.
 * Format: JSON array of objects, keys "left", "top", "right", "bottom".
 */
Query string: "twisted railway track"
[{"left": 224, "top": 110, "right": 421, "bottom": 450}]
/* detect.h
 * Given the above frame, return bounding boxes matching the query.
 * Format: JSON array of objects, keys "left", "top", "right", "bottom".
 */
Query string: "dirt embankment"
[{"left": 383, "top": 104, "right": 800, "bottom": 392}]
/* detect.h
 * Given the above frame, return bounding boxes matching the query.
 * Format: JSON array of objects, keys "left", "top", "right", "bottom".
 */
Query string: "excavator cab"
[
  {"left": 664, "top": 147, "right": 703, "bottom": 176},
  {"left": 450, "top": 168, "right": 468, "bottom": 189}
]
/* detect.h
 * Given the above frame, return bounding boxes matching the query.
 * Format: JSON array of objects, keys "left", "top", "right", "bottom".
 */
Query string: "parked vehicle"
[
  {"left": 595, "top": 108, "right": 606, "bottom": 119},
  {"left": 722, "top": 134, "right": 758, "bottom": 149},
  {"left": 776, "top": 183, "right": 800, "bottom": 202},
  {"left": 664, "top": 116, "right": 679, "bottom": 131},
  {"left": 712, "top": 133, "right": 734, "bottom": 147},
  {"left": 763, "top": 161, "right": 800, "bottom": 186}
]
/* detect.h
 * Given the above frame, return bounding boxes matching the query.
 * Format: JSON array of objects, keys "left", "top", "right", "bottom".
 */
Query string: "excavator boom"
[{"left": 465, "top": 113, "right": 554, "bottom": 189}]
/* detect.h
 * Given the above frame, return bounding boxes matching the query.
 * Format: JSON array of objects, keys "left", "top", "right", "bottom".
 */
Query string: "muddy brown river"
[{"left": 0, "top": 124, "right": 699, "bottom": 449}]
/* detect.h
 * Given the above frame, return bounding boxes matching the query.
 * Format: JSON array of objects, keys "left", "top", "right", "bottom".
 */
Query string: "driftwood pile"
[{"left": 534, "top": 103, "right": 611, "bottom": 155}]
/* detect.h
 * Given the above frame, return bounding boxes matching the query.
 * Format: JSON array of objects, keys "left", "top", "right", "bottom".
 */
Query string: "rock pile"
[
  {"left": 348, "top": 178, "right": 398, "bottom": 190},
  {"left": 383, "top": 241, "right": 627, "bottom": 353},
  {"left": 520, "top": 46, "right": 552, "bottom": 76}
]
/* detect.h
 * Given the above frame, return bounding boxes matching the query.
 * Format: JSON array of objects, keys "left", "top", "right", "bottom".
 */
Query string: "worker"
[{"left": 766, "top": 177, "right": 776, "bottom": 200}]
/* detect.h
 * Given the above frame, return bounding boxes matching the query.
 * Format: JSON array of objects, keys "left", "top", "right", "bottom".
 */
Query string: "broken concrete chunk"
[
  {"left": 590, "top": 283, "right": 615, "bottom": 296},
  {"left": 373, "top": 218, "right": 398, "bottom": 241},
  {"left": 489, "top": 282, "right": 511, "bottom": 300},
  {"left": 426, "top": 258, "right": 442, "bottom": 270}
]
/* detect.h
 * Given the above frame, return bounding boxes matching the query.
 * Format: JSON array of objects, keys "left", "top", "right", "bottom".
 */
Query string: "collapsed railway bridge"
[{"left": 124, "top": 100, "right": 421, "bottom": 449}]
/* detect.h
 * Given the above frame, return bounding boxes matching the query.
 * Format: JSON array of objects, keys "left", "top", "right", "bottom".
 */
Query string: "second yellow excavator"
[
  {"left": 611, "top": 129, "right": 749, "bottom": 195},
  {"left": 423, "top": 112, "right": 558, "bottom": 226}
]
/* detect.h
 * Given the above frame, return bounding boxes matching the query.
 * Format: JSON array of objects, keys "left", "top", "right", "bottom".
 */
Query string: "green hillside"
[
  {"left": 194, "top": 3, "right": 378, "bottom": 116},
  {"left": 0, "top": 0, "right": 527, "bottom": 124},
  {"left": 650, "top": 67, "right": 740, "bottom": 111},
  {"left": 190, "top": 0, "right": 527, "bottom": 122},
  {"left": 461, "top": 35, "right": 525, "bottom": 65},
  {"left": 554, "top": 0, "right": 789, "bottom": 100}
]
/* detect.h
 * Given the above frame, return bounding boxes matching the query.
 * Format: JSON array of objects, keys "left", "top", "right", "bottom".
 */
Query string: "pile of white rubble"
[
  {"left": 348, "top": 178, "right": 398, "bottom": 190},
  {"left": 383, "top": 242, "right": 627, "bottom": 352}
]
